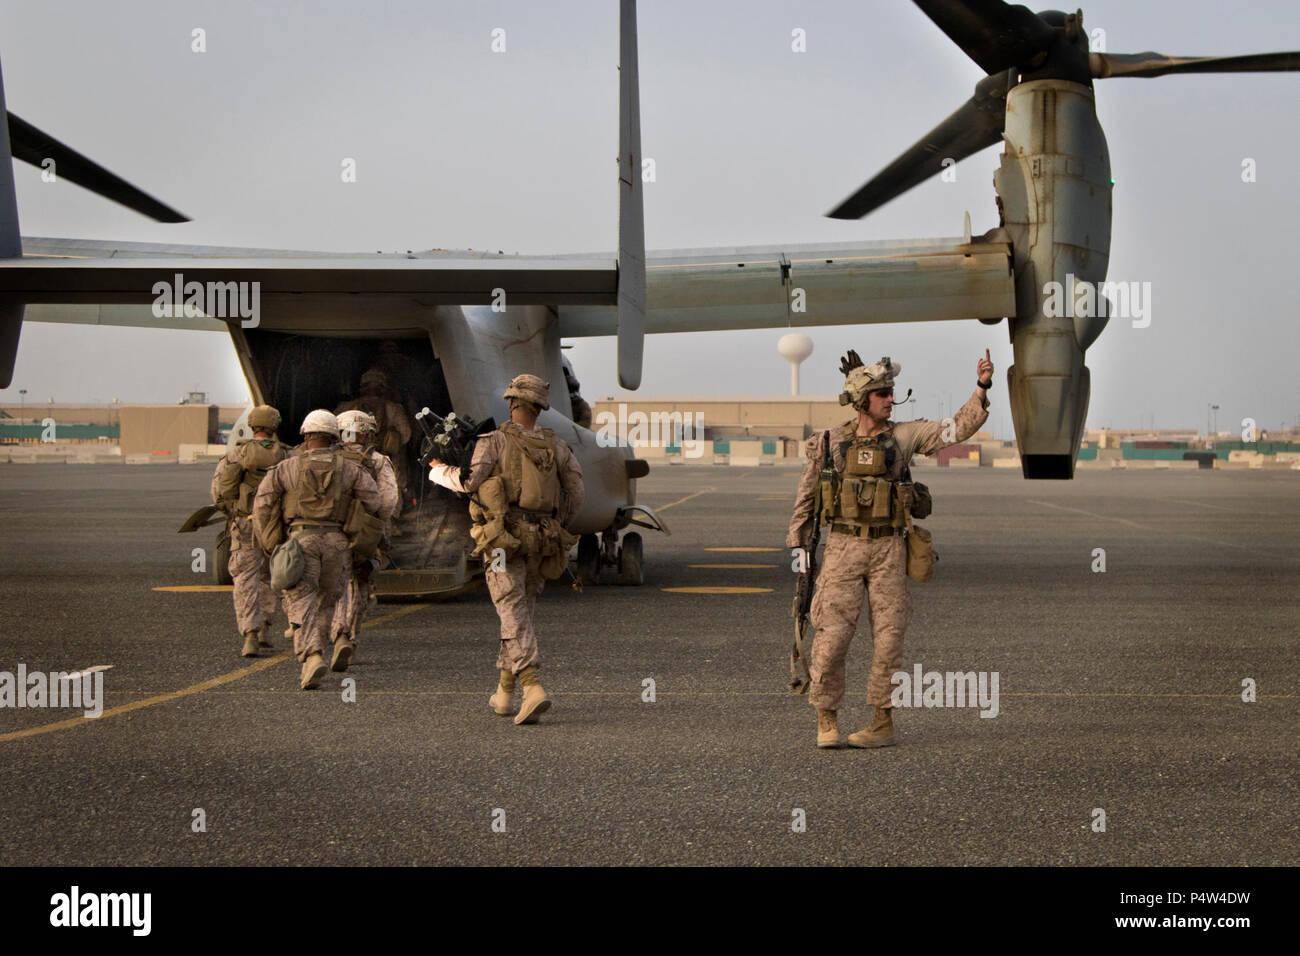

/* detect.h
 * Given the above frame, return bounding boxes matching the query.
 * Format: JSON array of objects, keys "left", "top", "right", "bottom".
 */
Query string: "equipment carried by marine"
[{"left": 414, "top": 407, "right": 495, "bottom": 486}]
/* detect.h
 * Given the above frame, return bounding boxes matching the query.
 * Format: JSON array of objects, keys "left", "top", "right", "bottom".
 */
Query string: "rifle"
[
  {"left": 414, "top": 407, "right": 496, "bottom": 489},
  {"left": 789, "top": 429, "right": 831, "bottom": 694}
]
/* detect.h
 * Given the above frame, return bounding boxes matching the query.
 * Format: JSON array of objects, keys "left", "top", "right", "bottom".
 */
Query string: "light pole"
[
  {"left": 18, "top": 388, "right": 26, "bottom": 442},
  {"left": 1206, "top": 403, "right": 1219, "bottom": 447}
]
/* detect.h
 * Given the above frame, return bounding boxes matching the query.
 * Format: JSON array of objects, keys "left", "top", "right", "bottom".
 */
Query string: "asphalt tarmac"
[{"left": 0, "top": 462, "right": 1296, "bottom": 866}]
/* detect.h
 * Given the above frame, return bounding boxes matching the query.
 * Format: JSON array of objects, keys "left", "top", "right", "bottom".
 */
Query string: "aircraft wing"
[
  {"left": 560, "top": 233, "right": 1014, "bottom": 335},
  {"left": 10, "top": 231, "right": 1014, "bottom": 335}
]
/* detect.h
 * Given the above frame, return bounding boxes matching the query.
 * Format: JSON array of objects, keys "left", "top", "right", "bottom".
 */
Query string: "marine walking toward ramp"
[
  {"left": 253, "top": 409, "right": 382, "bottom": 690},
  {"left": 210, "top": 404, "right": 291, "bottom": 658},
  {"left": 329, "top": 409, "right": 400, "bottom": 667},
  {"left": 787, "top": 350, "right": 993, "bottom": 749},
  {"left": 427, "top": 374, "right": 584, "bottom": 725}
]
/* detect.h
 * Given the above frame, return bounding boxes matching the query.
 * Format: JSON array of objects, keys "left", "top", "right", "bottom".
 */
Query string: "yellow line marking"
[
  {"left": 84, "top": 691, "right": 1298, "bottom": 699},
  {"left": 153, "top": 585, "right": 233, "bottom": 593},
  {"left": 687, "top": 563, "right": 780, "bottom": 569},
  {"left": 654, "top": 487, "right": 715, "bottom": 512},
  {"left": 661, "top": 586, "right": 774, "bottom": 594},
  {"left": 704, "top": 547, "right": 782, "bottom": 552},
  {"left": 0, "top": 603, "right": 429, "bottom": 744}
]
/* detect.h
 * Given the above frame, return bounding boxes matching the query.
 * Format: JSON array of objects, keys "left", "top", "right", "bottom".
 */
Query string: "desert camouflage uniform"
[
  {"left": 330, "top": 448, "right": 399, "bottom": 646},
  {"left": 787, "top": 388, "right": 989, "bottom": 710},
  {"left": 429, "top": 427, "right": 584, "bottom": 674},
  {"left": 210, "top": 439, "right": 289, "bottom": 635},
  {"left": 336, "top": 395, "right": 413, "bottom": 504},
  {"left": 252, "top": 449, "right": 382, "bottom": 663}
]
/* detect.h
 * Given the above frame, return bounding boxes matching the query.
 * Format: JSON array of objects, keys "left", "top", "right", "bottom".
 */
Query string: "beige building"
[{"left": 592, "top": 395, "right": 993, "bottom": 461}]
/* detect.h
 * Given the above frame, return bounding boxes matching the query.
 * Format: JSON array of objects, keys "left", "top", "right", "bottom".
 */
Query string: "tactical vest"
[
  {"left": 282, "top": 450, "right": 351, "bottom": 525},
  {"left": 495, "top": 422, "right": 562, "bottom": 516},
  {"left": 821, "top": 427, "right": 914, "bottom": 527},
  {"left": 223, "top": 439, "right": 287, "bottom": 516},
  {"left": 340, "top": 443, "right": 381, "bottom": 482}
]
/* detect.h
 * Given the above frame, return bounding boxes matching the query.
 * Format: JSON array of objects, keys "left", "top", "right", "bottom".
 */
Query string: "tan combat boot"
[
  {"left": 241, "top": 631, "right": 260, "bottom": 658},
  {"left": 300, "top": 652, "right": 327, "bottom": 690},
  {"left": 848, "top": 706, "right": 897, "bottom": 748},
  {"left": 330, "top": 637, "right": 355, "bottom": 673},
  {"left": 817, "top": 709, "right": 846, "bottom": 749},
  {"left": 489, "top": 669, "right": 516, "bottom": 716},
  {"left": 513, "top": 666, "right": 551, "bottom": 725}
]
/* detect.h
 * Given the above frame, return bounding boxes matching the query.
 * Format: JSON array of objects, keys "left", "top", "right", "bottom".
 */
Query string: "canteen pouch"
[
  {"left": 259, "top": 504, "right": 286, "bottom": 552},
  {"left": 906, "top": 524, "right": 936, "bottom": 583},
  {"left": 537, "top": 518, "right": 580, "bottom": 580},
  {"left": 270, "top": 536, "right": 305, "bottom": 590},
  {"left": 343, "top": 498, "right": 385, "bottom": 562},
  {"left": 910, "top": 481, "right": 933, "bottom": 519}
]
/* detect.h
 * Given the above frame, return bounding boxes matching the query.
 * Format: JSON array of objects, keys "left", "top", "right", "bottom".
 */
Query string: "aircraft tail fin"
[{"left": 616, "top": 0, "right": 646, "bottom": 390}]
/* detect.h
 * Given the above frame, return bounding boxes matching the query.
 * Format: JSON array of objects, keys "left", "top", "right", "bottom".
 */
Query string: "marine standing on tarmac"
[
  {"left": 210, "top": 404, "right": 291, "bottom": 658},
  {"left": 426, "top": 374, "right": 584, "bottom": 726},
  {"left": 253, "top": 410, "right": 382, "bottom": 690},
  {"left": 330, "top": 410, "right": 400, "bottom": 661},
  {"left": 786, "top": 351, "right": 994, "bottom": 750}
]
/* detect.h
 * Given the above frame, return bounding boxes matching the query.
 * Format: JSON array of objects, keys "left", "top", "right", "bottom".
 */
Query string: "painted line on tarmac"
[
  {"left": 661, "top": 586, "right": 774, "bottom": 594},
  {"left": 687, "top": 563, "right": 780, "bottom": 569},
  {"left": 705, "top": 547, "right": 782, "bottom": 552},
  {"left": 1027, "top": 499, "right": 1145, "bottom": 529},
  {"left": 0, "top": 603, "right": 430, "bottom": 744},
  {"left": 1028, "top": 498, "right": 1294, "bottom": 558},
  {"left": 654, "top": 487, "right": 715, "bottom": 512},
  {"left": 153, "top": 585, "right": 234, "bottom": 593},
  {"left": 85, "top": 690, "right": 1296, "bottom": 699},
  {"left": 1168, "top": 498, "right": 1236, "bottom": 512}
]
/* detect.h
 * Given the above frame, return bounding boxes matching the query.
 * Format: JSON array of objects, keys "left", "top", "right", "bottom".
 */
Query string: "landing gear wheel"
[
  {"left": 577, "top": 533, "right": 601, "bottom": 586},
  {"left": 213, "top": 529, "right": 233, "bottom": 586},
  {"left": 617, "top": 532, "right": 643, "bottom": 586}
]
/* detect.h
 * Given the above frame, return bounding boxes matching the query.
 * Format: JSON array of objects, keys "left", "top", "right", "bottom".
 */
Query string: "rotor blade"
[
  {"left": 912, "top": 0, "right": 1056, "bottom": 74},
  {"left": 7, "top": 112, "right": 189, "bottom": 223},
  {"left": 827, "top": 69, "right": 1014, "bottom": 221},
  {"left": 1091, "top": 50, "right": 1300, "bottom": 79}
]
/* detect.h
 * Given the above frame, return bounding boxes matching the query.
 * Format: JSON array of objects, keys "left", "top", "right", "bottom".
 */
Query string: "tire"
[
  {"left": 617, "top": 532, "right": 643, "bottom": 586},
  {"left": 213, "top": 530, "right": 233, "bottom": 586},
  {"left": 576, "top": 533, "right": 601, "bottom": 586}
]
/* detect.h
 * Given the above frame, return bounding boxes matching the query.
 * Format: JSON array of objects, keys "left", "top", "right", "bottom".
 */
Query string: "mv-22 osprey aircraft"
[{"left": 0, "top": 1, "right": 1296, "bottom": 597}]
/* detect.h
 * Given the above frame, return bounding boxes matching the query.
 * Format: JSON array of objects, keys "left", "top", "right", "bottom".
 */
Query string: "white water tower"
[{"left": 777, "top": 333, "right": 814, "bottom": 396}]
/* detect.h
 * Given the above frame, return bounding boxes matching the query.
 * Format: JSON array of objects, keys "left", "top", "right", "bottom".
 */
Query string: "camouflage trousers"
[
  {"left": 284, "top": 531, "right": 351, "bottom": 662},
  {"left": 228, "top": 516, "right": 278, "bottom": 635},
  {"left": 808, "top": 531, "right": 912, "bottom": 710},
  {"left": 330, "top": 563, "right": 374, "bottom": 645},
  {"left": 484, "top": 552, "right": 546, "bottom": 675}
]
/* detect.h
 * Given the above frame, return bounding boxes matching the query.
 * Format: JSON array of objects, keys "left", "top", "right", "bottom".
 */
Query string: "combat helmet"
[
  {"left": 247, "top": 404, "right": 281, "bottom": 431},
  {"left": 337, "top": 409, "right": 377, "bottom": 442},
  {"left": 359, "top": 368, "right": 389, "bottom": 390},
  {"left": 840, "top": 355, "right": 901, "bottom": 411},
  {"left": 502, "top": 373, "right": 550, "bottom": 411},
  {"left": 300, "top": 409, "right": 340, "bottom": 438}
]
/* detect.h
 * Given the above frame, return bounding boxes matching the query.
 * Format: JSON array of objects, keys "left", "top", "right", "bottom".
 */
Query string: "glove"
[{"left": 838, "top": 350, "right": 864, "bottom": 375}]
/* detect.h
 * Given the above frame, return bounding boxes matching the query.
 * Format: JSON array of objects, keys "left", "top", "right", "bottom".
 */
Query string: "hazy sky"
[{"left": 2, "top": 0, "right": 1298, "bottom": 436}]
